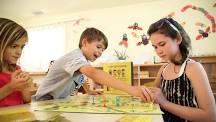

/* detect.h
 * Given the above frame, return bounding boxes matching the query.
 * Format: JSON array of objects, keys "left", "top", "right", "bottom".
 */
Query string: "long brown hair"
[
  {"left": 147, "top": 17, "right": 191, "bottom": 65},
  {"left": 0, "top": 18, "right": 28, "bottom": 72}
]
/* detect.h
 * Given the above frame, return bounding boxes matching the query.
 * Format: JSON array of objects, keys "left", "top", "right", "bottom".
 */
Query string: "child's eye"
[
  {"left": 152, "top": 45, "right": 157, "bottom": 49},
  {"left": 97, "top": 46, "right": 103, "bottom": 49},
  {"left": 159, "top": 43, "right": 165, "bottom": 46},
  {"left": 10, "top": 45, "right": 17, "bottom": 49}
]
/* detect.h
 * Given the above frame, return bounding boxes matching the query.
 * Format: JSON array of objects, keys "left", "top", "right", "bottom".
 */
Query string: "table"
[{"left": 0, "top": 95, "right": 164, "bottom": 122}]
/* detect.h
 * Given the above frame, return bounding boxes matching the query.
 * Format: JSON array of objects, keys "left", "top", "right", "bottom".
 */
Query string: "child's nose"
[
  {"left": 98, "top": 52, "right": 102, "bottom": 57},
  {"left": 16, "top": 48, "right": 22, "bottom": 55},
  {"left": 99, "top": 49, "right": 103, "bottom": 54},
  {"left": 156, "top": 48, "right": 163, "bottom": 55}
]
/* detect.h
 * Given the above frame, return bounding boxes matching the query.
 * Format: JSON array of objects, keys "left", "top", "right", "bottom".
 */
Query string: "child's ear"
[
  {"left": 176, "top": 34, "right": 182, "bottom": 45},
  {"left": 82, "top": 38, "right": 88, "bottom": 46}
]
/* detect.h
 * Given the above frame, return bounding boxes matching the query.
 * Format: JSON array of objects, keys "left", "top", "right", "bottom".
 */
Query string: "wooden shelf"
[
  {"left": 134, "top": 77, "right": 156, "bottom": 80},
  {"left": 190, "top": 55, "right": 216, "bottom": 63},
  {"left": 133, "top": 63, "right": 162, "bottom": 86},
  {"left": 29, "top": 72, "right": 47, "bottom": 76},
  {"left": 134, "top": 63, "right": 164, "bottom": 67},
  {"left": 141, "top": 77, "right": 157, "bottom": 80}
]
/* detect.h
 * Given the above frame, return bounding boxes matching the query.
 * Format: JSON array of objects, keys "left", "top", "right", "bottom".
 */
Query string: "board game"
[
  {"left": 32, "top": 94, "right": 163, "bottom": 114},
  {"left": 103, "top": 62, "right": 133, "bottom": 94}
]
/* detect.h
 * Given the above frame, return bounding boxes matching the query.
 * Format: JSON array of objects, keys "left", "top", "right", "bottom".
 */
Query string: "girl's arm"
[
  {"left": 0, "top": 81, "right": 31, "bottom": 102},
  {"left": 154, "top": 64, "right": 167, "bottom": 88},
  {"left": 21, "top": 78, "right": 34, "bottom": 103},
  {"left": 0, "top": 70, "right": 29, "bottom": 100},
  {"left": 154, "top": 61, "right": 216, "bottom": 122},
  {"left": 79, "top": 65, "right": 154, "bottom": 102},
  {"left": 186, "top": 61, "right": 216, "bottom": 121},
  {"left": 21, "top": 89, "right": 31, "bottom": 103},
  {"left": 0, "top": 84, "right": 14, "bottom": 100}
]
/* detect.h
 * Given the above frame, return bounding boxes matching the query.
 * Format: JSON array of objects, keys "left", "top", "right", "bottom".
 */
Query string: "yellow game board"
[{"left": 32, "top": 94, "right": 163, "bottom": 114}]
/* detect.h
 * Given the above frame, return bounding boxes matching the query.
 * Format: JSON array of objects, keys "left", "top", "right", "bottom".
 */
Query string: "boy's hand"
[
  {"left": 87, "top": 90, "right": 103, "bottom": 95},
  {"left": 140, "top": 86, "right": 154, "bottom": 103},
  {"left": 129, "top": 86, "right": 154, "bottom": 103}
]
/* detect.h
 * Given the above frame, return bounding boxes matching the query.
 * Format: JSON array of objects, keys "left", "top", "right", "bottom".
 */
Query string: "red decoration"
[
  {"left": 181, "top": 5, "right": 216, "bottom": 32},
  {"left": 119, "top": 33, "right": 128, "bottom": 48},
  {"left": 128, "top": 22, "right": 143, "bottom": 30},
  {"left": 196, "top": 26, "right": 210, "bottom": 40}
]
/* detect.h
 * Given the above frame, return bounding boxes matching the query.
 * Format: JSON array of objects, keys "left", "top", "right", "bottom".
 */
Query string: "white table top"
[
  {"left": 0, "top": 104, "right": 164, "bottom": 122},
  {"left": 61, "top": 112, "right": 164, "bottom": 122}
]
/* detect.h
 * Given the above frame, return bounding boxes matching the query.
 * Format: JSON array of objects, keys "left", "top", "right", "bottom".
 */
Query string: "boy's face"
[
  {"left": 4, "top": 36, "right": 28, "bottom": 64},
  {"left": 81, "top": 39, "right": 106, "bottom": 62}
]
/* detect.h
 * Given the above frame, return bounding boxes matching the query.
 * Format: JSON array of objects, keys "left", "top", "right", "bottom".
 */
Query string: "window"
[{"left": 20, "top": 23, "right": 65, "bottom": 72}]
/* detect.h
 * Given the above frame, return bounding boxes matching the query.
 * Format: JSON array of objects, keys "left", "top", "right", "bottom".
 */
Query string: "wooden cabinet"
[
  {"left": 133, "top": 64, "right": 163, "bottom": 86},
  {"left": 92, "top": 63, "right": 163, "bottom": 88},
  {"left": 190, "top": 56, "right": 216, "bottom": 99}
]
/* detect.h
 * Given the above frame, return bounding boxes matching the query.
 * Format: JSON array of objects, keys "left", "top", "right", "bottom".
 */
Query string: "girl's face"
[
  {"left": 150, "top": 33, "right": 180, "bottom": 62},
  {"left": 3, "top": 36, "right": 27, "bottom": 64},
  {"left": 81, "top": 39, "right": 106, "bottom": 62}
]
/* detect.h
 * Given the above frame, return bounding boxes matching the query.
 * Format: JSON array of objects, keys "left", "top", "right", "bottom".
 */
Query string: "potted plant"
[{"left": 114, "top": 49, "right": 129, "bottom": 60}]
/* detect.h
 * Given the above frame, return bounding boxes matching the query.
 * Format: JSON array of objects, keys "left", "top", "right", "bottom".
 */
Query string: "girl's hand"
[
  {"left": 17, "top": 71, "right": 34, "bottom": 90},
  {"left": 9, "top": 70, "right": 31, "bottom": 90},
  {"left": 149, "top": 87, "right": 167, "bottom": 105}
]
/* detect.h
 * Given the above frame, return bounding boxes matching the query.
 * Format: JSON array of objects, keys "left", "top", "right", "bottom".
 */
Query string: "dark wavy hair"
[{"left": 147, "top": 17, "right": 191, "bottom": 65}]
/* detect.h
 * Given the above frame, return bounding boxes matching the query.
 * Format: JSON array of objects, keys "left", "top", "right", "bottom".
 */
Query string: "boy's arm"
[{"left": 79, "top": 65, "right": 153, "bottom": 101}]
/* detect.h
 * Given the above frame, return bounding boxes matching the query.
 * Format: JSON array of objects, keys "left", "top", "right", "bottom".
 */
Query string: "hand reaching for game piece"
[{"left": 128, "top": 86, "right": 154, "bottom": 103}]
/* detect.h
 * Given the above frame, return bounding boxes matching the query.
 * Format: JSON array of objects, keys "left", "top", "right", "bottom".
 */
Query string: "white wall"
[{"left": 19, "top": 0, "right": 216, "bottom": 65}]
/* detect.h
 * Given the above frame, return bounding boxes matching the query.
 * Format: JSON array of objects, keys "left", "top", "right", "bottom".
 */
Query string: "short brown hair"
[{"left": 79, "top": 27, "right": 108, "bottom": 49}]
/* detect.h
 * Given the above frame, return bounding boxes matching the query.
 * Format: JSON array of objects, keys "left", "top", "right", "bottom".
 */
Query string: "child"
[
  {"left": 33, "top": 27, "right": 153, "bottom": 102},
  {"left": 147, "top": 17, "right": 216, "bottom": 121},
  {"left": 0, "top": 18, "right": 33, "bottom": 107}
]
